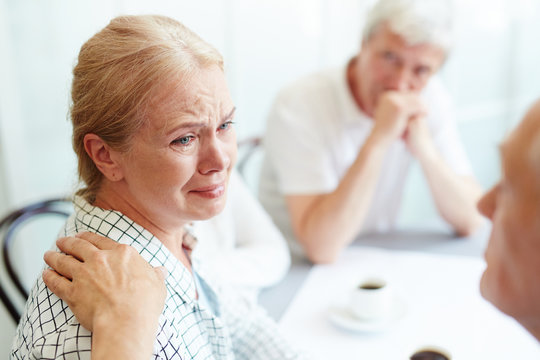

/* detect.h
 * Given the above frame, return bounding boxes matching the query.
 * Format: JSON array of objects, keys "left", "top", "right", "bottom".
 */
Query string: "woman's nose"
[{"left": 198, "top": 138, "right": 230, "bottom": 174}]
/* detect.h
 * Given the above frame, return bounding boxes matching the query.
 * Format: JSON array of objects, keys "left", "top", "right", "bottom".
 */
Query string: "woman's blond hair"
[{"left": 71, "top": 15, "right": 223, "bottom": 202}]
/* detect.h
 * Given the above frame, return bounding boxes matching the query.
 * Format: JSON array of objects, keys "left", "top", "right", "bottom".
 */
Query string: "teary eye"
[
  {"left": 218, "top": 121, "right": 235, "bottom": 131},
  {"left": 172, "top": 135, "right": 195, "bottom": 146}
]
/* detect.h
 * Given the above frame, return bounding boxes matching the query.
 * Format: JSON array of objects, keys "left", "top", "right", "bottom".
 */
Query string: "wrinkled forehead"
[
  {"left": 144, "top": 67, "right": 230, "bottom": 129},
  {"left": 145, "top": 72, "right": 198, "bottom": 117}
]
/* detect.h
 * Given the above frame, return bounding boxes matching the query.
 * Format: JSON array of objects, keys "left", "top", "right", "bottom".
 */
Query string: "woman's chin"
[{"left": 193, "top": 201, "right": 227, "bottom": 221}]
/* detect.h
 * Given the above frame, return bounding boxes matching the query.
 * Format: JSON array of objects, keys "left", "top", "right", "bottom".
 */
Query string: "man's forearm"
[
  {"left": 419, "top": 150, "right": 484, "bottom": 235},
  {"left": 290, "top": 134, "right": 391, "bottom": 263}
]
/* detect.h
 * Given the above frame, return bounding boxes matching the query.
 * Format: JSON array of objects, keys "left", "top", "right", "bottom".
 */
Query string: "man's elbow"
[
  {"left": 305, "top": 250, "right": 339, "bottom": 264},
  {"left": 293, "top": 220, "right": 343, "bottom": 264},
  {"left": 301, "top": 240, "right": 341, "bottom": 264},
  {"left": 455, "top": 215, "right": 485, "bottom": 237}
]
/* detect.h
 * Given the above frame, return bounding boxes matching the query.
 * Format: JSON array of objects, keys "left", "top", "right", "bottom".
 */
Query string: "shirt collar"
[{"left": 72, "top": 196, "right": 199, "bottom": 303}]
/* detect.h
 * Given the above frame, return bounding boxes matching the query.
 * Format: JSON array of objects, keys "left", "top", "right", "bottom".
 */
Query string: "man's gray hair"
[{"left": 362, "top": 0, "right": 454, "bottom": 53}]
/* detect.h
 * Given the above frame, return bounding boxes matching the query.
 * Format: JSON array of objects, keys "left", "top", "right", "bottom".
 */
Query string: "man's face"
[
  {"left": 478, "top": 101, "right": 540, "bottom": 329},
  {"left": 354, "top": 23, "right": 446, "bottom": 116}
]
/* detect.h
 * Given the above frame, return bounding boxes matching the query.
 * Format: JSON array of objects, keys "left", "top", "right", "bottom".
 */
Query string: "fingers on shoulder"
[
  {"left": 75, "top": 231, "right": 118, "bottom": 250},
  {"left": 42, "top": 268, "right": 73, "bottom": 301},
  {"left": 43, "top": 250, "right": 82, "bottom": 280},
  {"left": 115, "top": 243, "right": 141, "bottom": 261}
]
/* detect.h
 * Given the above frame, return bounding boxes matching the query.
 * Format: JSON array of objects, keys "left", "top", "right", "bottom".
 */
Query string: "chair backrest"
[
  {"left": 237, "top": 136, "right": 262, "bottom": 175},
  {"left": 236, "top": 136, "right": 263, "bottom": 194},
  {"left": 0, "top": 198, "right": 72, "bottom": 323}
]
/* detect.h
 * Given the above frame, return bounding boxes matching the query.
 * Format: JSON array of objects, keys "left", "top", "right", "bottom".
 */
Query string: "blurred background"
[{"left": 1, "top": 0, "right": 539, "bottom": 355}]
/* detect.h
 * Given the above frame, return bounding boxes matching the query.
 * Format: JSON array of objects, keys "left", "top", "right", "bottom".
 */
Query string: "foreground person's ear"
[{"left": 83, "top": 133, "right": 124, "bottom": 181}]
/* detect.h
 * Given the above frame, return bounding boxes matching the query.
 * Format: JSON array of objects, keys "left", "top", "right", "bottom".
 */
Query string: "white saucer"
[{"left": 327, "top": 298, "right": 406, "bottom": 333}]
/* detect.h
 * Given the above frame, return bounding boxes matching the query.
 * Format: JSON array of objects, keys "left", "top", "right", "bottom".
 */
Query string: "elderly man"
[
  {"left": 259, "top": 0, "right": 484, "bottom": 263},
  {"left": 477, "top": 99, "right": 540, "bottom": 341}
]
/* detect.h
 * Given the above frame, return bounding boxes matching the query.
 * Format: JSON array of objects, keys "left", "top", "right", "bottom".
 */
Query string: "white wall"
[{"left": 1, "top": 0, "right": 540, "bottom": 355}]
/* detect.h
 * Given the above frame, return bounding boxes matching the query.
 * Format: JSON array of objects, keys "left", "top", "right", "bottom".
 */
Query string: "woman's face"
[{"left": 116, "top": 65, "right": 237, "bottom": 230}]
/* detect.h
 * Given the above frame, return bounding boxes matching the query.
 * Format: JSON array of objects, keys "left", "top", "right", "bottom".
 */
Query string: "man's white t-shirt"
[{"left": 258, "top": 66, "right": 473, "bottom": 256}]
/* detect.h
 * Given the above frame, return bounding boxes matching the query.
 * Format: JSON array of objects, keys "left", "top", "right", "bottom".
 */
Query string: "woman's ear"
[{"left": 83, "top": 134, "right": 124, "bottom": 182}]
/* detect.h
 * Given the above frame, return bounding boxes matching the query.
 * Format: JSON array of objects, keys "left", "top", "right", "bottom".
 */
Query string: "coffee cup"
[
  {"left": 349, "top": 277, "right": 393, "bottom": 320},
  {"left": 409, "top": 346, "right": 451, "bottom": 360}
]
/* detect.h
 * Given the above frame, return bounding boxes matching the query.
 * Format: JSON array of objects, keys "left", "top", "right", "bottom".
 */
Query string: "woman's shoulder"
[{"left": 12, "top": 275, "right": 90, "bottom": 358}]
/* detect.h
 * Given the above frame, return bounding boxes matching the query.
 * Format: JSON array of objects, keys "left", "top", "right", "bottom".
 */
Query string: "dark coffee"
[
  {"left": 359, "top": 283, "right": 383, "bottom": 290},
  {"left": 410, "top": 349, "right": 450, "bottom": 360}
]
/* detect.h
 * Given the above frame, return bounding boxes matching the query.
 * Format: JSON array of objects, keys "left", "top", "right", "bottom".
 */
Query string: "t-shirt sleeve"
[{"left": 263, "top": 88, "right": 339, "bottom": 195}]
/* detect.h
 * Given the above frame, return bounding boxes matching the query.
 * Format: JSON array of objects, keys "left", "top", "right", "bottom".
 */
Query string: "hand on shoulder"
[{"left": 42, "top": 232, "right": 167, "bottom": 332}]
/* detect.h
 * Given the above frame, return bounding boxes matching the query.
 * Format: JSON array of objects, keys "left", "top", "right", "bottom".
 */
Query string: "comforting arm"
[{"left": 43, "top": 232, "right": 167, "bottom": 360}]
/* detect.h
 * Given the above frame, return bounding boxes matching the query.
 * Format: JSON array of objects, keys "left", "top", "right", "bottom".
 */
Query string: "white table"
[
  {"left": 259, "top": 226, "right": 490, "bottom": 320},
  {"left": 259, "top": 226, "right": 540, "bottom": 359}
]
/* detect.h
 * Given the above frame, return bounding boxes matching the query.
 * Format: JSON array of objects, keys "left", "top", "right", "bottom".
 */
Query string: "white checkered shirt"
[{"left": 11, "top": 197, "right": 307, "bottom": 359}]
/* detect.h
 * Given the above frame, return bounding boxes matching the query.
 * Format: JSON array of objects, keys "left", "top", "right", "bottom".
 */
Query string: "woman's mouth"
[{"left": 189, "top": 183, "right": 225, "bottom": 199}]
